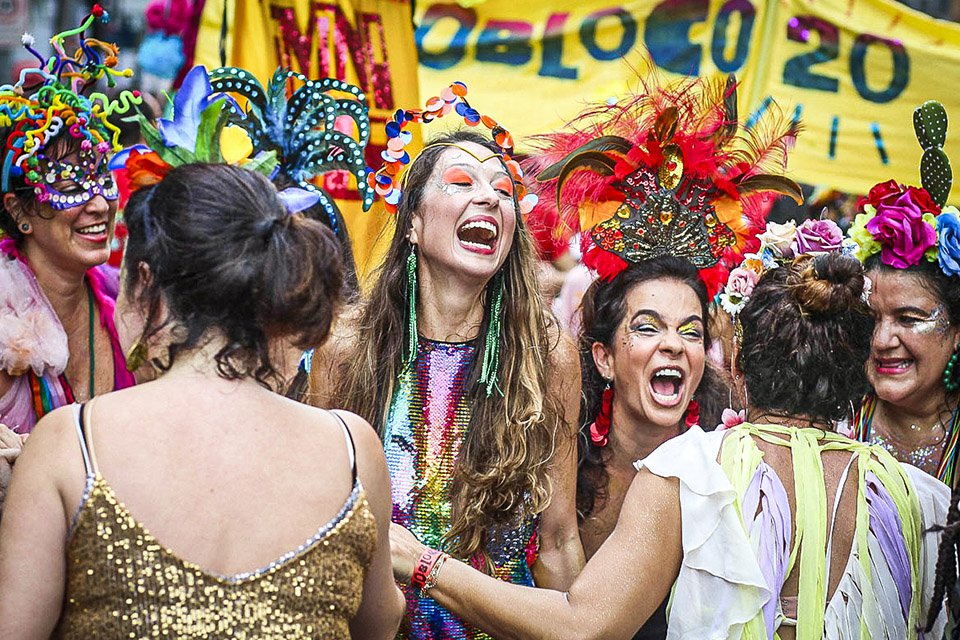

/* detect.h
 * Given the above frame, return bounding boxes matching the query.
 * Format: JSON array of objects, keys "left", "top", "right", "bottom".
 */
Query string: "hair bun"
[{"left": 787, "top": 253, "right": 865, "bottom": 314}]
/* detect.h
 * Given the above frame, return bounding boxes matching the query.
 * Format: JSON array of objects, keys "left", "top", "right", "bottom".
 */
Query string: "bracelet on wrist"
[
  {"left": 411, "top": 548, "right": 444, "bottom": 591},
  {"left": 420, "top": 552, "right": 448, "bottom": 596}
]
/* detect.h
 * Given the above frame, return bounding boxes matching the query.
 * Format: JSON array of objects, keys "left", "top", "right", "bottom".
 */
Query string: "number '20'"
[{"left": 784, "top": 15, "right": 909, "bottom": 104}]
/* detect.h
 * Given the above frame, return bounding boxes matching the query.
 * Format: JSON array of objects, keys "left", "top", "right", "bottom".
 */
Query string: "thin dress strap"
[
  {"left": 329, "top": 410, "right": 358, "bottom": 486},
  {"left": 73, "top": 403, "right": 94, "bottom": 477},
  {"left": 79, "top": 399, "right": 101, "bottom": 475}
]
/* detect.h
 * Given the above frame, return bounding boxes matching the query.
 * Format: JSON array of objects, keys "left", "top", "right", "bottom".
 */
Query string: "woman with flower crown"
[
  {"left": 0, "top": 8, "right": 141, "bottom": 512},
  {"left": 845, "top": 102, "right": 960, "bottom": 488},
  {"left": 307, "top": 86, "right": 584, "bottom": 639},
  {"left": 391, "top": 224, "right": 950, "bottom": 639}
]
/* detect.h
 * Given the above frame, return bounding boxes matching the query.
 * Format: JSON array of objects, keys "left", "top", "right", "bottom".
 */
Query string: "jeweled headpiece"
[
  {"left": 0, "top": 4, "right": 141, "bottom": 211},
  {"left": 527, "top": 73, "right": 802, "bottom": 296},
  {"left": 365, "top": 81, "right": 538, "bottom": 215},
  {"left": 847, "top": 100, "right": 960, "bottom": 278}
]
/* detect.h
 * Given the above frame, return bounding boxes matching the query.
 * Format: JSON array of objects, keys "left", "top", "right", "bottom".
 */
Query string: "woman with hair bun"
[
  {"left": 391, "top": 228, "right": 950, "bottom": 639},
  {"left": 0, "top": 142, "right": 403, "bottom": 636}
]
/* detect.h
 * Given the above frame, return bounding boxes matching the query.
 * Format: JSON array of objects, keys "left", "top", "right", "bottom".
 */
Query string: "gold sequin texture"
[{"left": 52, "top": 475, "right": 377, "bottom": 639}]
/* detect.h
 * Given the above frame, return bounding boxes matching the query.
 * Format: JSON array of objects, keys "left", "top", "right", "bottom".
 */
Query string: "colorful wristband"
[{"left": 411, "top": 548, "right": 444, "bottom": 591}]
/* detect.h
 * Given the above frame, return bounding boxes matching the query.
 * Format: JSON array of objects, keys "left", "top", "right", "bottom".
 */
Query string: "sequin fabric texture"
[
  {"left": 53, "top": 476, "right": 376, "bottom": 639},
  {"left": 384, "top": 338, "right": 538, "bottom": 639}
]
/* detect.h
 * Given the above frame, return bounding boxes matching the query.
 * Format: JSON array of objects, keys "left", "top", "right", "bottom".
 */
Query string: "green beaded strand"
[
  {"left": 404, "top": 247, "right": 418, "bottom": 369},
  {"left": 944, "top": 351, "right": 959, "bottom": 392},
  {"left": 479, "top": 271, "right": 505, "bottom": 397}
]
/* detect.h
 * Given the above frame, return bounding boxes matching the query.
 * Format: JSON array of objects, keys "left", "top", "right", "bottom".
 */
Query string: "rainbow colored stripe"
[{"left": 383, "top": 338, "right": 537, "bottom": 639}]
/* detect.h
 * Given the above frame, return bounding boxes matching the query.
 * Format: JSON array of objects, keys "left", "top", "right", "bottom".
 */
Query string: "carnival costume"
[
  {"left": 532, "top": 73, "right": 948, "bottom": 637},
  {"left": 362, "top": 83, "right": 539, "bottom": 639},
  {"left": 0, "top": 6, "right": 140, "bottom": 433},
  {"left": 841, "top": 101, "right": 960, "bottom": 486}
]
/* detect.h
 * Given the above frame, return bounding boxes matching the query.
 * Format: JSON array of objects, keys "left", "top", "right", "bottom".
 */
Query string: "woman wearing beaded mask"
[
  {"left": 0, "top": 162, "right": 404, "bottom": 639},
  {"left": 308, "top": 84, "right": 584, "bottom": 638},
  {"left": 391, "top": 241, "right": 950, "bottom": 639},
  {"left": 846, "top": 101, "right": 960, "bottom": 486},
  {"left": 0, "top": 8, "right": 141, "bottom": 511}
]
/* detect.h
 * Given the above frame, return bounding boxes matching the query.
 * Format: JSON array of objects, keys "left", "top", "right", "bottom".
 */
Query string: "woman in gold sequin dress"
[{"left": 0, "top": 164, "right": 404, "bottom": 639}]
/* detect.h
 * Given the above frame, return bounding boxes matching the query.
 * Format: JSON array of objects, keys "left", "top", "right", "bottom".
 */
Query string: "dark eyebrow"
[
  {"left": 679, "top": 315, "right": 704, "bottom": 325},
  {"left": 892, "top": 305, "right": 934, "bottom": 316},
  {"left": 630, "top": 309, "right": 662, "bottom": 324}
]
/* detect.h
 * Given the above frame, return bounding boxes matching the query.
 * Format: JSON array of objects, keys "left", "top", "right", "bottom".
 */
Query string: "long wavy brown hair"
[{"left": 334, "top": 130, "right": 562, "bottom": 566}]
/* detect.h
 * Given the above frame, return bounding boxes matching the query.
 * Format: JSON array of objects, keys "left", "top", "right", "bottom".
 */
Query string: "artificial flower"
[
  {"left": 157, "top": 65, "right": 214, "bottom": 153},
  {"left": 125, "top": 148, "right": 171, "bottom": 188},
  {"left": 848, "top": 208, "right": 882, "bottom": 262},
  {"left": 757, "top": 220, "right": 797, "bottom": 257},
  {"left": 865, "top": 188, "right": 938, "bottom": 268},
  {"left": 718, "top": 267, "right": 760, "bottom": 315},
  {"left": 937, "top": 206, "right": 960, "bottom": 277},
  {"left": 718, "top": 408, "right": 746, "bottom": 430},
  {"left": 866, "top": 179, "right": 903, "bottom": 207},
  {"left": 220, "top": 125, "right": 253, "bottom": 164},
  {"left": 791, "top": 218, "right": 843, "bottom": 255}
]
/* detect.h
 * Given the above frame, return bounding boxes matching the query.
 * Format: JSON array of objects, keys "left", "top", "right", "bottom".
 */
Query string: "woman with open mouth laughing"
[
  {"left": 0, "top": 9, "right": 139, "bottom": 511},
  {"left": 308, "top": 87, "right": 583, "bottom": 639}
]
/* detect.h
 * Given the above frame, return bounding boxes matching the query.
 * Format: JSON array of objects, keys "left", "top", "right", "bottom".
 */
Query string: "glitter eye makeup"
[
  {"left": 678, "top": 321, "right": 704, "bottom": 339},
  {"left": 913, "top": 304, "right": 951, "bottom": 337}
]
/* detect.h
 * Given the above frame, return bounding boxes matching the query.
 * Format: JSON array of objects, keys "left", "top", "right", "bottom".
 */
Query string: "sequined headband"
[
  {"left": 365, "top": 81, "right": 538, "bottom": 215},
  {"left": 0, "top": 4, "right": 141, "bottom": 209}
]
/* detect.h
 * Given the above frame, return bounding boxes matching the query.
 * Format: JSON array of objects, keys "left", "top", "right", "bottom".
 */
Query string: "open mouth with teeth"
[
  {"left": 650, "top": 367, "right": 685, "bottom": 407},
  {"left": 456, "top": 217, "right": 498, "bottom": 255},
  {"left": 76, "top": 222, "right": 108, "bottom": 240},
  {"left": 874, "top": 358, "right": 913, "bottom": 375}
]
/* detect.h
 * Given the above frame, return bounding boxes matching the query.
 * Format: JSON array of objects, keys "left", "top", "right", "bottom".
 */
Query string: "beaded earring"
[
  {"left": 478, "top": 271, "right": 505, "bottom": 397},
  {"left": 944, "top": 349, "right": 959, "bottom": 392},
  {"left": 589, "top": 382, "right": 614, "bottom": 447},
  {"left": 403, "top": 247, "right": 419, "bottom": 368}
]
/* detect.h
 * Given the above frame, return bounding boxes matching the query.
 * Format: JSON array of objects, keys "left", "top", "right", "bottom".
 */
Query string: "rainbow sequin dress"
[{"left": 383, "top": 338, "right": 538, "bottom": 639}]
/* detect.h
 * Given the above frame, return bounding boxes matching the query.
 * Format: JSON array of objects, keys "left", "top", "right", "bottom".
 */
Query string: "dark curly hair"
[
  {"left": 122, "top": 163, "right": 343, "bottom": 391},
  {"left": 576, "top": 256, "right": 720, "bottom": 520},
  {"left": 737, "top": 252, "right": 874, "bottom": 423}
]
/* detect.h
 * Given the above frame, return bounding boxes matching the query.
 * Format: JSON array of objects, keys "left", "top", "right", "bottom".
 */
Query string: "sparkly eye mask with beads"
[{"left": 34, "top": 147, "right": 118, "bottom": 210}]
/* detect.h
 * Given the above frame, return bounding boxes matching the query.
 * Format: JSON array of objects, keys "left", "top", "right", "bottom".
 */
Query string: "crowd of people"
[{"left": 1, "top": 7, "right": 960, "bottom": 640}]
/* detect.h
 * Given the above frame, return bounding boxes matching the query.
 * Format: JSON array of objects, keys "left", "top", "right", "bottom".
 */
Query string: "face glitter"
[{"left": 912, "top": 304, "right": 951, "bottom": 337}]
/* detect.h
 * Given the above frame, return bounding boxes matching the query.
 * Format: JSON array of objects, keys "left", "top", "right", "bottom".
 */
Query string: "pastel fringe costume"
[
  {"left": 0, "top": 237, "right": 134, "bottom": 433},
  {"left": 383, "top": 338, "right": 538, "bottom": 639},
  {"left": 637, "top": 423, "right": 948, "bottom": 639}
]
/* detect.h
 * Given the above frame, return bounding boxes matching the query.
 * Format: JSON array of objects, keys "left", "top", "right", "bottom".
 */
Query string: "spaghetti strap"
[
  {"left": 329, "top": 410, "right": 358, "bottom": 486},
  {"left": 73, "top": 403, "right": 94, "bottom": 477},
  {"left": 80, "top": 399, "right": 101, "bottom": 475}
]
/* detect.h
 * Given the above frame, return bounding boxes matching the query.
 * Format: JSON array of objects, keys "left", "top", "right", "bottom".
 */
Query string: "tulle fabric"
[{"left": 635, "top": 424, "right": 949, "bottom": 639}]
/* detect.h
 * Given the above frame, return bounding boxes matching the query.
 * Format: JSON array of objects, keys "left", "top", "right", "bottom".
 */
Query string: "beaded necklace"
[{"left": 855, "top": 393, "right": 960, "bottom": 484}]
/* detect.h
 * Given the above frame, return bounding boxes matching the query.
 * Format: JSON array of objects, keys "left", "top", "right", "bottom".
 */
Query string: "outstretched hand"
[
  {"left": 0, "top": 423, "right": 27, "bottom": 512},
  {"left": 390, "top": 522, "right": 428, "bottom": 584}
]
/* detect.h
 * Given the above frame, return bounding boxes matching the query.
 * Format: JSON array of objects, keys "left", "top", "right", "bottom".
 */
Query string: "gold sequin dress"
[{"left": 53, "top": 404, "right": 377, "bottom": 639}]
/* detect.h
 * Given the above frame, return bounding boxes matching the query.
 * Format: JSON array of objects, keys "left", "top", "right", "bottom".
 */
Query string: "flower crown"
[
  {"left": 847, "top": 100, "right": 960, "bottom": 277},
  {"left": 365, "top": 81, "right": 538, "bottom": 215},
  {"left": 718, "top": 217, "right": 860, "bottom": 316},
  {"left": 0, "top": 4, "right": 141, "bottom": 204},
  {"left": 525, "top": 73, "right": 802, "bottom": 296}
]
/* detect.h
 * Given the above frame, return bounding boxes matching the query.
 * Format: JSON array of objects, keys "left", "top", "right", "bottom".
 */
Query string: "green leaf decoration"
[
  {"left": 921, "top": 147, "right": 952, "bottom": 207},
  {"left": 135, "top": 112, "right": 195, "bottom": 167},
  {"left": 194, "top": 97, "right": 233, "bottom": 164},
  {"left": 537, "top": 136, "right": 632, "bottom": 181},
  {"left": 241, "top": 149, "right": 279, "bottom": 177},
  {"left": 914, "top": 100, "right": 948, "bottom": 150},
  {"left": 736, "top": 174, "right": 804, "bottom": 204}
]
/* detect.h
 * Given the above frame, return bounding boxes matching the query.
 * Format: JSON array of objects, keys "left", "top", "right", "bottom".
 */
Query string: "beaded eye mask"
[
  {"left": 365, "top": 81, "right": 537, "bottom": 215},
  {"left": 36, "top": 149, "right": 118, "bottom": 210},
  {"left": 0, "top": 4, "right": 140, "bottom": 210}
]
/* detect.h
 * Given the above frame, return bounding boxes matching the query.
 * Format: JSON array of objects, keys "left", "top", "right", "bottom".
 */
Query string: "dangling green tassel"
[
  {"left": 944, "top": 350, "right": 959, "bottom": 392},
  {"left": 479, "top": 272, "right": 505, "bottom": 397},
  {"left": 404, "top": 247, "right": 419, "bottom": 369}
]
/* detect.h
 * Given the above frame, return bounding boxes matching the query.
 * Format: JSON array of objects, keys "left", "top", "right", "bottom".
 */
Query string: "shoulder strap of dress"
[
  {"left": 329, "top": 410, "right": 358, "bottom": 486},
  {"left": 73, "top": 402, "right": 98, "bottom": 476}
]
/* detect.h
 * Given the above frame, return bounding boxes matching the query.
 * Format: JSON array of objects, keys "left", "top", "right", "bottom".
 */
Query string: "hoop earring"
[
  {"left": 944, "top": 349, "right": 959, "bottom": 392},
  {"left": 403, "top": 246, "right": 419, "bottom": 368},
  {"left": 125, "top": 339, "right": 148, "bottom": 372},
  {"left": 478, "top": 270, "right": 505, "bottom": 397}
]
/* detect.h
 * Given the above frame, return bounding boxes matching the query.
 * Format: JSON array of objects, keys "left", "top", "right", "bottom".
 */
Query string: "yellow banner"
[
  {"left": 415, "top": 0, "right": 960, "bottom": 202},
  {"left": 194, "top": 0, "right": 422, "bottom": 278}
]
